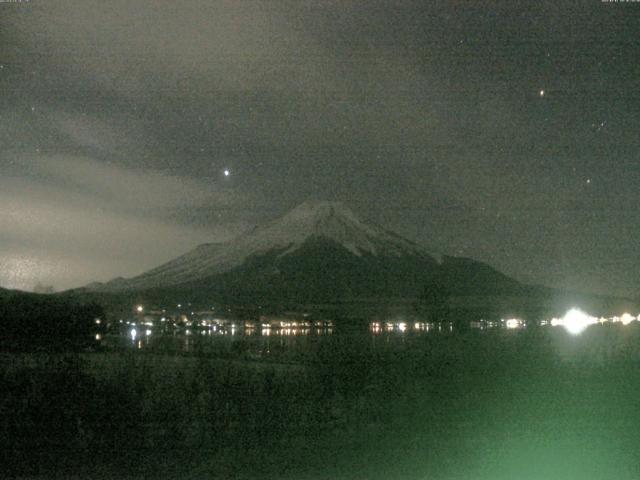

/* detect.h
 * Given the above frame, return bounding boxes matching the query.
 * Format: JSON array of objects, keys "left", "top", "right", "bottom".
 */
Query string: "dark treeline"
[{"left": 0, "top": 292, "right": 105, "bottom": 352}]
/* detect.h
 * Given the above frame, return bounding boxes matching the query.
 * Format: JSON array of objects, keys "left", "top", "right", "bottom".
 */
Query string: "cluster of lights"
[
  {"left": 550, "top": 309, "right": 598, "bottom": 335},
  {"left": 549, "top": 309, "right": 639, "bottom": 335},
  {"left": 370, "top": 321, "right": 440, "bottom": 334},
  {"left": 504, "top": 318, "right": 524, "bottom": 329},
  {"left": 123, "top": 304, "right": 640, "bottom": 344},
  {"left": 367, "top": 310, "right": 639, "bottom": 337}
]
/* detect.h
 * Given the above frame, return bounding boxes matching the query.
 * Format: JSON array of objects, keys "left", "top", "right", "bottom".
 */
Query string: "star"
[
  {"left": 223, "top": 169, "right": 230, "bottom": 177},
  {"left": 539, "top": 89, "right": 545, "bottom": 97},
  {"left": 586, "top": 179, "right": 591, "bottom": 185}
]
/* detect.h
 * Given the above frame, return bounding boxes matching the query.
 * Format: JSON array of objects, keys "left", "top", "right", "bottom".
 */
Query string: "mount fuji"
[{"left": 83, "top": 201, "right": 525, "bottom": 307}]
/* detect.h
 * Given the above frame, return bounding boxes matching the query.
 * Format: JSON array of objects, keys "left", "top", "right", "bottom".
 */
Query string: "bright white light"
[
  {"left": 562, "top": 308, "right": 596, "bottom": 335},
  {"left": 505, "top": 318, "right": 521, "bottom": 329},
  {"left": 130, "top": 328, "right": 137, "bottom": 340},
  {"left": 620, "top": 313, "right": 635, "bottom": 326},
  {"left": 539, "top": 89, "right": 545, "bottom": 97},
  {"left": 95, "top": 333, "right": 102, "bottom": 341},
  {"left": 224, "top": 169, "right": 230, "bottom": 177},
  {"left": 398, "top": 322, "right": 407, "bottom": 332},
  {"left": 136, "top": 305, "right": 144, "bottom": 313},
  {"left": 95, "top": 319, "right": 101, "bottom": 324},
  {"left": 145, "top": 329, "right": 152, "bottom": 336}
]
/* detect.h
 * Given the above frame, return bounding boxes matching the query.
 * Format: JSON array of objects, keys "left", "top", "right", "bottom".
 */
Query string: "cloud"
[
  {"left": 0, "top": 174, "right": 248, "bottom": 290},
  {"left": 52, "top": 111, "right": 139, "bottom": 153},
  {"left": 6, "top": 1, "right": 465, "bottom": 150},
  {"left": 0, "top": 149, "right": 249, "bottom": 290},
  {"left": 11, "top": 1, "right": 307, "bottom": 94},
  {"left": 26, "top": 154, "right": 237, "bottom": 213}
]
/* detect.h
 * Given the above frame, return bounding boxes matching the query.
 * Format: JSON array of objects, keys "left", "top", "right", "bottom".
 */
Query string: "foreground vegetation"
[{"left": 2, "top": 326, "right": 640, "bottom": 479}]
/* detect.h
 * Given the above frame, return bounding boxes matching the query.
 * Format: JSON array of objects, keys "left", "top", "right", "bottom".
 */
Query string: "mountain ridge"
[
  {"left": 68, "top": 201, "right": 639, "bottom": 318},
  {"left": 89, "top": 201, "right": 439, "bottom": 292}
]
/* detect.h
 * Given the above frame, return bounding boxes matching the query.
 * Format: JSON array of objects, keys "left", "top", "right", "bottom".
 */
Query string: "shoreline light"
[
  {"left": 504, "top": 318, "right": 522, "bottom": 329},
  {"left": 561, "top": 308, "right": 597, "bottom": 335},
  {"left": 620, "top": 313, "right": 635, "bottom": 326}
]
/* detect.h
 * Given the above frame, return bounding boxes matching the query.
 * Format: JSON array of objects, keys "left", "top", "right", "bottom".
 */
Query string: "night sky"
[{"left": 1, "top": 1, "right": 639, "bottom": 296}]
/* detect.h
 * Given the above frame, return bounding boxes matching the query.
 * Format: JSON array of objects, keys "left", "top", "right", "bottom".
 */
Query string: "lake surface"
[
  {"left": 5, "top": 317, "right": 640, "bottom": 479},
  {"left": 104, "top": 313, "right": 638, "bottom": 361}
]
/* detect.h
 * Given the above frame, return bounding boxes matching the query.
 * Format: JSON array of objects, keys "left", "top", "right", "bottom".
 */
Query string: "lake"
[{"left": 3, "top": 318, "right": 640, "bottom": 479}]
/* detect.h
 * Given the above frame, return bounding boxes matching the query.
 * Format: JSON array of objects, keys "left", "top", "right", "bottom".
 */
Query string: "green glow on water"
[{"left": 4, "top": 325, "right": 640, "bottom": 479}]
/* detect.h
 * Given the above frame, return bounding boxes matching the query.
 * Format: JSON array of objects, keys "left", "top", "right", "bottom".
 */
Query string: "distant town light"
[
  {"left": 136, "top": 305, "right": 144, "bottom": 313},
  {"left": 130, "top": 328, "right": 137, "bottom": 340},
  {"left": 504, "top": 318, "right": 521, "bottom": 329},
  {"left": 620, "top": 313, "right": 635, "bottom": 325},
  {"left": 562, "top": 308, "right": 596, "bottom": 335}
]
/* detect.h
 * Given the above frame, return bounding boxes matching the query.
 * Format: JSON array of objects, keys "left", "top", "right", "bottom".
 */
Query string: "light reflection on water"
[
  {"left": 112, "top": 323, "right": 337, "bottom": 354},
  {"left": 112, "top": 319, "right": 498, "bottom": 354},
  {"left": 105, "top": 310, "right": 640, "bottom": 355},
  {"left": 116, "top": 319, "right": 520, "bottom": 352}
]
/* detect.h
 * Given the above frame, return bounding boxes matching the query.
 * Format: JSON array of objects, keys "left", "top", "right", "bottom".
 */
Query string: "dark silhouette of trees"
[
  {"left": 0, "top": 294, "right": 105, "bottom": 352},
  {"left": 416, "top": 275, "right": 451, "bottom": 322}
]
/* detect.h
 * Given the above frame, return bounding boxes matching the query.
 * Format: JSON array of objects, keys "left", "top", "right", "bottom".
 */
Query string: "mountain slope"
[
  {"left": 81, "top": 201, "right": 531, "bottom": 310},
  {"left": 93, "top": 201, "right": 438, "bottom": 292}
]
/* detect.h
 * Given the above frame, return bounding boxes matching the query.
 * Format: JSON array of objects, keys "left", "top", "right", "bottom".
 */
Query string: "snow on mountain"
[{"left": 96, "top": 201, "right": 435, "bottom": 291}]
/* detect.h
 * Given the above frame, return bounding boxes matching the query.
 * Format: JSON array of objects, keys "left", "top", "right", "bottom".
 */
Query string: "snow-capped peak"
[
  {"left": 93, "top": 201, "right": 433, "bottom": 291},
  {"left": 255, "top": 200, "right": 423, "bottom": 257}
]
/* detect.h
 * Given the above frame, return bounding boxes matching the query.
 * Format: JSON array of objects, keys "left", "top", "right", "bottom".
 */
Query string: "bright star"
[
  {"left": 224, "top": 169, "right": 230, "bottom": 177},
  {"left": 539, "top": 89, "right": 545, "bottom": 97}
]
